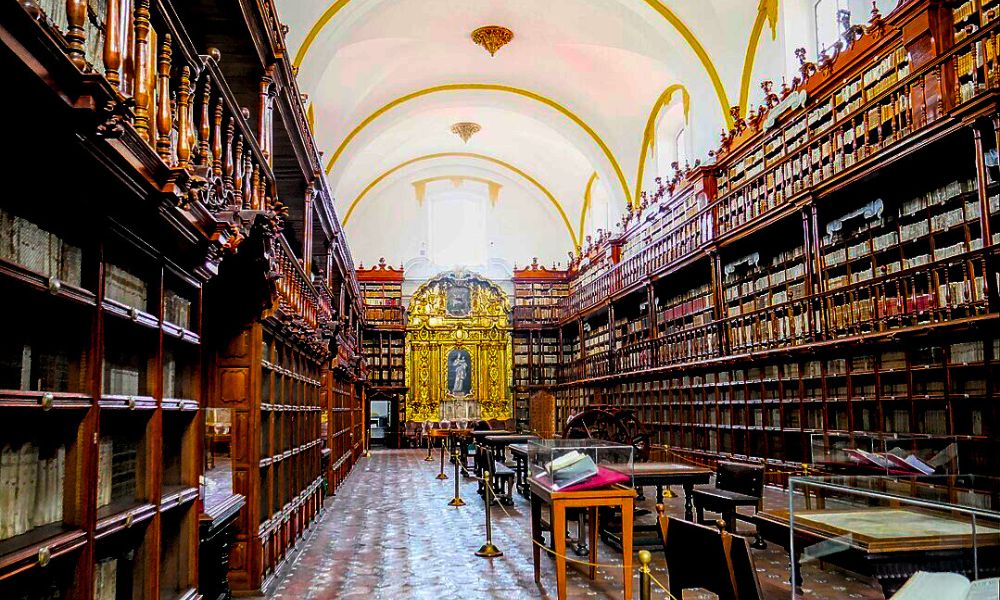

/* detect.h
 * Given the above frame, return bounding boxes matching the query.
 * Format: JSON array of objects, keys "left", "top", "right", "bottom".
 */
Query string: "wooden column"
[
  {"left": 132, "top": 0, "right": 152, "bottom": 140},
  {"left": 102, "top": 0, "right": 124, "bottom": 87},
  {"left": 302, "top": 184, "right": 316, "bottom": 276},
  {"left": 65, "top": 0, "right": 88, "bottom": 68}
]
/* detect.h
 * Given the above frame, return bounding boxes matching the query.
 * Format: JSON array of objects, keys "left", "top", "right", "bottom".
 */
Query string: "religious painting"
[
  {"left": 446, "top": 348, "right": 472, "bottom": 396},
  {"left": 446, "top": 285, "right": 471, "bottom": 317}
]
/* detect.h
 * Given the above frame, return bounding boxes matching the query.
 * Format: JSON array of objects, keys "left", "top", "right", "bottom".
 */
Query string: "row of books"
[
  {"left": 163, "top": 289, "right": 193, "bottom": 330},
  {"left": 656, "top": 283, "right": 712, "bottom": 324},
  {"left": 0, "top": 442, "right": 65, "bottom": 540},
  {"left": 97, "top": 436, "right": 137, "bottom": 508},
  {"left": 93, "top": 558, "right": 118, "bottom": 600},
  {"left": 103, "top": 362, "right": 142, "bottom": 396},
  {"left": 105, "top": 263, "right": 149, "bottom": 310},
  {"left": 0, "top": 209, "right": 83, "bottom": 287},
  {"left": 0, "top": 343, "right": 80, "bottom": 393},
  {"left": 862, "top": 46, "right": 910, "bottom": 97}
]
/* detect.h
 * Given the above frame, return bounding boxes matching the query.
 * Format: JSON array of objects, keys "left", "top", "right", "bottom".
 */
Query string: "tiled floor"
[{"left": 267, "top": 449, "right": 885, "bottom": 599}]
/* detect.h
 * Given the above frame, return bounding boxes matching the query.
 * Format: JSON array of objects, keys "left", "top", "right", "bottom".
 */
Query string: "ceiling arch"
[
  {"left": 580, "top": 172, "right": 600, "bottom": 242},
  {"left": 291, "top": 0, "right": 733, "bottom": 127},
  {"left": 324, "top": 83, "right": 632, "bottom": 208},
  {"left": 634, "top": 84, "right": 689, "bottom": 204},
  {"left": 342, "top": 152, "right": 579, "bottom": 249}
]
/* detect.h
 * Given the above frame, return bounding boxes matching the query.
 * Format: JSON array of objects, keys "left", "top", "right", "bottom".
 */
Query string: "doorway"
[{"left": 369, "top": 398, "right": 392, "bottom": 447}]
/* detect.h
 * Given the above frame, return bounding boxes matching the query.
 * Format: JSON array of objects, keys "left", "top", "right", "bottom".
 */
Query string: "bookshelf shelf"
[{"left": 510, "top": 2, "right": 1000, "bottom": 477}]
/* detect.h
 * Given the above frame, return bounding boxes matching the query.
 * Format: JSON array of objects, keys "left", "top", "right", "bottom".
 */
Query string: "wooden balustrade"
[{"left": 26, "top": 0, "right": 279, "bottom": 216}]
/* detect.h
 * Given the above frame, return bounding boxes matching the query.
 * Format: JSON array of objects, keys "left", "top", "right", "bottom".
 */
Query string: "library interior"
[{"left": 2, "top": 0, "right": 1000, "bottom": 598}]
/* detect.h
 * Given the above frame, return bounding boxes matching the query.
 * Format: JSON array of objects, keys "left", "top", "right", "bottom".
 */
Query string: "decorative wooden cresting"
[{"left": 406, "top": 270, "right": 512, "bottom": 421}]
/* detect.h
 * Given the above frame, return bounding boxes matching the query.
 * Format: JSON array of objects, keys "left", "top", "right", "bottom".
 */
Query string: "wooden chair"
[
  {"left": 656, "top": 506, "right": 763, "bottom": 600},
  {"left": 692, "top": 461, "right": 766, "bottom": 547},
  {"left": 475, "top": 443, "right": 515, "bottom": 505}
]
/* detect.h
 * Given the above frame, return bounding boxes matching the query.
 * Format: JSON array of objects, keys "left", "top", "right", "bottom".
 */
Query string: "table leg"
[
  {"left": 622, "top": 499, "right": 634, "bottom": 600},
  {"left": 531, "top": 493, "right": 542, "bottom": 583},
  {"left": 587, "top": 507, "right": 598, "bottom": 581},
  {"left": 683, "top": 483, "right": 695, "bottom": 521},
  {"left": 553, "top": 503, "right": 568, "bottom": 600}
]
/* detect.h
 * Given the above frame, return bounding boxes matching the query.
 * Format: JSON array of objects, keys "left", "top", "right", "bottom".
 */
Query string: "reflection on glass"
[{"left": 204, "top": 407, "right": 233, "bottom": 511}]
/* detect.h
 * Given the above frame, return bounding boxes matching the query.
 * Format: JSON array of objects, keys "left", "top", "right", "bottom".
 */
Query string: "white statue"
[{"left": 451, "top": 354, "right": 467, "bottom": 394}]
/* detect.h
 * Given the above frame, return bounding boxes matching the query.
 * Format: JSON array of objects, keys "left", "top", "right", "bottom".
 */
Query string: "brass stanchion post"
[
  {"left": 475, "top": 472, "right": 503, "bottom": 557},
  {"left": 448, "top": 445, "right": 466, "bottom": 507},
  {"left": 424, "top": 434, "right": 434, "bottom": 462},
  {"left": 638, "top": 550, "right": 652, "bottom": 600},
  {"left": 436, "top": 436, "right": 449, "bottom": 480}
]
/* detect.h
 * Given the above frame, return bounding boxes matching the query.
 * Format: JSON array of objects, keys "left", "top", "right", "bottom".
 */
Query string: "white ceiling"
[{"left": 275, "top": 0, "right": 900, "bottom": 267}]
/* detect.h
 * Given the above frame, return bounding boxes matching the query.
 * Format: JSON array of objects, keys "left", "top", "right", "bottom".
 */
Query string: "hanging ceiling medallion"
[
  {"left": 471, "top": 25, "right": 513, "bottom": 57},
  {"left": 450, "top": 122, "right": 481, "bottom": 143}
]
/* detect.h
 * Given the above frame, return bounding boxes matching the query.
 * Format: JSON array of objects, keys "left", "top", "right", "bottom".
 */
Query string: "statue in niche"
[
  {"left": 447, "top": 348, "right": 472, "bottom": 396},
  {"left": 446, "top": 285, "right": 471, "bottom": 317}
]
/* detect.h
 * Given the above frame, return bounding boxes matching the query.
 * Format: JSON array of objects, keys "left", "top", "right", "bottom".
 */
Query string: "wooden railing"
[
  {"left": 29, "top": 0, "right": 278, "bottom": 215},
  {"left": 274, "top": 235, "right": 334, "bottom": 334}
]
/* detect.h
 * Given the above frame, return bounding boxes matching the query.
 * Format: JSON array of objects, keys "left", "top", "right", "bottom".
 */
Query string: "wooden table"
[
  {"left": 509, "top": 443, "right": 529, "bottom": 496},
  {"left": 612, "top": 462, "right": 714, "bottom": 520},
  {"left": 482, "top": 434, "right": 537, "bottom": 464},
  {"left": 755, "top": 507, "right": 1000, "bottom": 596},
  {"left": 600, "top": 462, "right": 713, "bottom": 550},
  {"left": 530, "top": 478, "right": 636, "bottom": 600}
]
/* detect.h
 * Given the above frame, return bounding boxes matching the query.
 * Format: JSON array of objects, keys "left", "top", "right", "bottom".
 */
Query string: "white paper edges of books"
[
  {"left": 541, "top": 450, "right": 599, "bottom": 490},
  {"left": 890, "top": 572, "right": 999, "bottom": 600},
  {"left": 0, "top": 442, "right": 65, "bottom": 540},
  {"left": 842, "top": 443, "right": 958, "bottom": 475}
]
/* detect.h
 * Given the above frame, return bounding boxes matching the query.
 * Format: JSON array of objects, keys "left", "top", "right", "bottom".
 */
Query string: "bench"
[
  {"left": 475, "top": 443, "right": 515, "bottom": 505},
  {"left": 692, "top": 461, "right": 766, "bottom": 548}
]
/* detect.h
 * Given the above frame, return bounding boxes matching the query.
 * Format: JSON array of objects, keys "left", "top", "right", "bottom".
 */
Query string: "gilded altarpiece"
[{"left": 406, "top": 271, "right": 513, "bottom": 421}]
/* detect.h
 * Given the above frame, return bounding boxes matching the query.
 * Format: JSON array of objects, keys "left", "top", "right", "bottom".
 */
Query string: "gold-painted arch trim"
[
  {"left": 292, "top": 0, "right": 733, "bottom": 127},
  {"left": 324, "top": 83, "right": 632, "bottom": 208},
  {"left": 579, "top": 172, "right": 599, "bottom": 243},
  {"left": 634, "top": 84, "right": 689, "bottom": 204},
  {"left": 738, "top": 0, "right": 780, "bottom": 117},
  {"left": 342, "top": 152, "right": 580, "bottom": 249}
]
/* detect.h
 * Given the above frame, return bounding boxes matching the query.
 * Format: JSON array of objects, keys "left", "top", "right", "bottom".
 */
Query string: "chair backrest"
[
  {"left": 656, "top": 505, "right": 764, "bottom": 600},
  {"left": 716, "top": 461, "right": 765, "bottom": 498},
  {"left": 729, "top": 533, "right": 764, "bottom": 600},
  {"left": 657, "top": 512, "right": 737, "bottom": 600}
]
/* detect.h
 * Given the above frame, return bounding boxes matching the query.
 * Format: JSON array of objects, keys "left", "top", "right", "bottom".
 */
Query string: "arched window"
[
  {"left": 814, "top": 0, "right": 845, "bottom": 55},
  {"left": 653, "top": 97, "right": 688, "bottom": 181},
  {"left": 427, "top": 185, "right": 487, "bottom": 267}
]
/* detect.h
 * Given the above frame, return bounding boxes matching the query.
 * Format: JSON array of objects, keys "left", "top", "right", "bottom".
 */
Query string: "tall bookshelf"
[
  {"left": 510, "top": 0, "right": 1000, "bottom": 477},
  {"left": 357, "top": 260, "right": 406, "bottom": 445},
  {"left": 512, "top": 261, "right": 567, "bottom": 430}
]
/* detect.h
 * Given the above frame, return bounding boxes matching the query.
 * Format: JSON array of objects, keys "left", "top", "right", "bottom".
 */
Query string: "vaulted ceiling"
[{"left": 275, "top": 0, "right": 895, "bottom": 270}]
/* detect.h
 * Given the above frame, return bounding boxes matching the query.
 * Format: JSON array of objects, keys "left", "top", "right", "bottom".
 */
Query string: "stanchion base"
[
  {"left": 436, "top": 473, "right": 449, "bottom": 480},
  {"left": 662, "top": 487, "right": 677, "bottom": 499},
  {"left": 475, "top": 543, "right": 503, "bottom": 558},
  {"left": 423, "top": 455, "right": 434, "bottom": 462},
  {"left": 448, "top": 497, "right": 466, "bottom": 507}
]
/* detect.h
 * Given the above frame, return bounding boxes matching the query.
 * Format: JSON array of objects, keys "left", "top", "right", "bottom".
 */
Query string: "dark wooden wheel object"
[{"left": 562, "top": 407, "right": 652, "bottom": 462}]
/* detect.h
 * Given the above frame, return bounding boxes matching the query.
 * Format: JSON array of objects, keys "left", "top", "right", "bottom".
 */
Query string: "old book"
[
  {"left": 0, "top": 444, "right": 16, "bottom": 539},
  {"left": 16, "top": 442, "right": 38, "bottom": 536},
  {"left": 97, "top": 437, "right": 113, "bottom": 507},
  {"left": 890, "top": 572, "right": 999, "bottom": 600}
]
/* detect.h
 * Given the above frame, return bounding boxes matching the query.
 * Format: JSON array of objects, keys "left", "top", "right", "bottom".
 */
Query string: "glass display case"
[
  {"left": 809, "top": 432, "right": 962, "bottom": 475},
  {"left": 772, "top": 475, "right": 1000, "bottom": 598},
  {"left": 527, "top": 438, "right": 633, "bottom": 492}
]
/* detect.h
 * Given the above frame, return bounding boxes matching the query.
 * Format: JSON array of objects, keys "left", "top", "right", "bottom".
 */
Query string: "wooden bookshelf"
[
  {"left": 0, "top": 2, "right": 367, "bottom": 598},
  {"left": 508, "top": 1, "right": 1000, "bottom": 476},
  {"left": 357, "top": 259, "right": 405, "bottom": 329}
]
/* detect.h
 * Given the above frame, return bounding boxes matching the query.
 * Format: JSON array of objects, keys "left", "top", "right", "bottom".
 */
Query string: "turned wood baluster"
[
  {"left": 65, "top": 0, "right": 88, "bottom": 68},
  {"left": 212, "top": 101, "right": 224, "bottom": 178},
  {"left": 197, "top": 75, "right": 212, "bottom": 168},
  {"left": 259, "top": 67, "right": 274, "bottom": 164},
  {"left": 250, "top": 165, "right": 261, "bottom": 210},
  {"left": 232, "top": 135, "right": 244, "bottom": 207},
  {"left": 222, "top": 116, "right": 234, "bottom": 201},
  {"left": 176, "top": 66, "right": 192, "bottom": 169},
  {"left": 241, "top": 154, "right": 252, "bottom": 209},
  {"left": 132, "top": 0, "right": 152, "bottom": 140},
  {"left": 155, "top": 35, "right": 173, "bottom": 161},
  {"left": 103, "top": 0, "right": 123, "bottom": 87}
]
